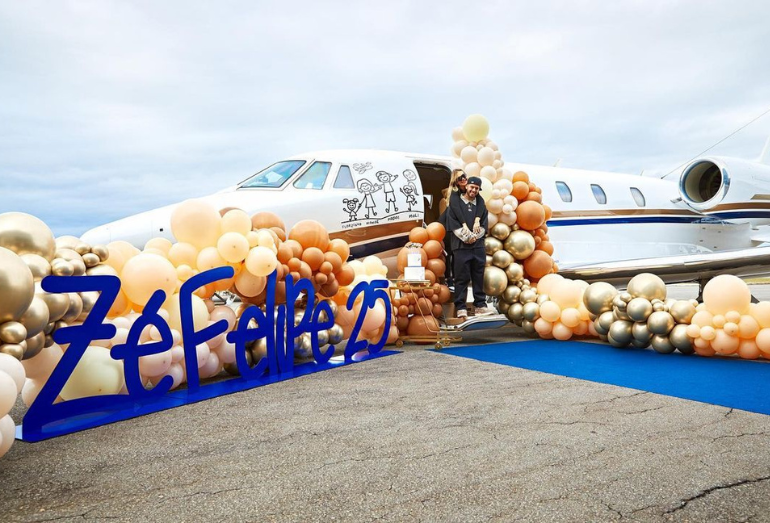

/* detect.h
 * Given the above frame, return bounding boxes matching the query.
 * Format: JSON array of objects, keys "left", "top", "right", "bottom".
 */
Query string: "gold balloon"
[
  {"left": 521, "top": 319, "right": 536, "bottom": 334},
  {"left": 71, "top": 258, "right": 86, "bottom": 276},
  {"left": 597, "top": 311, "right": 615, "bottom": 332},
  {"left": 82, "top": 252, "right": 100, "bottom": 268},
  {"left": 86, "top": 264, "right": 118, "bottom": 277},
  {"left": 61, "top": 293, "right": 83, "bottom": 323},
  {"left": 497, "top": 301, "right": 510, "bottom": 315},
  {"left": 504, "top": 230, "right": 536, "bottom": 260},
  {"left": 613, "top": 306, "right": 631, "bottom": 321},
  {"left": 0, "top": 212, "right": 56, "bottom": 261},
  {"left": 0, "top": 343, "right": 24, "bottom": 360},
  {"left": 670, "top": 301, "right": 696, "bottom": 324},
  {"left": 620, "top": 292, "right": 632, "bottom": 303},
  {"left": 75, "top": 242, "right": 91, "bottom": 255},
  {"left": 626, "top": 298, "right": 653, "bottom": 323},
  {"left": 55, "top": 248, "right": 81, "bottom": 261},
  {"left": 507, "top": 302, "right": 524, "bottom": 323},
  {"left": 583, "top": 282, "right": 618, "bottom": 316},
  {"left": 651, "top": 334, "right": 675, "bottom": 354},
  {"left": 0, "top": 246, "right": 35, "bottom": 323},
  {"left": 37, "top": 289, "right": 69, "bottom": 322},
  {"left": 21, "top": 253, "right": 51, "bottom": 281},
  {"left": 608, "top": 320, "right": 633, "bottom": 347},
  {"left": 520, "top": 289, "right": 538, "bottom": 304},
  {"left": 647, "top": 311, "right": 675, "bottom": 335},
  {"left": 317, "top": 329, "right": 329, "bottom": 347},
  {"left": 492, "top": 250, "right": 514, "bottom": 269},
  {"left": 631, "top": 322, "right": 652, "bottom": 344},
  {"left": 502, "top": 285, "right": 521, "bottom": 304},
  {"left": 594, "top": 317, "right": 609, "bottom": 336},
  {"left": 485, "top": 255, "right": 493, "bottom": 267},
  {"left": 484, "top": 237, "right": 503, "bottom": 256},
  {"left": 536, "top": 294, "right": 550, "bottom": 305},
  {"left": 328, "top": 324, "right": 344, "bottom": 345},
  {"left": 92, "top": 245, "right": 109, "bottom": 262},
  {"left": 55, "top": 235, "right": 80, "bottom": 250},
  {"left": 24, "top": 331, "right": 45, "bottom": 358},
  {"left": 20, "top": 296, "right": 50, "bottom": 338},
  {"left": 491, "top": 223, "right": 511, "bottom": 241},
  {"left": 51, "top": 259, "right": 75, "bottom": 276},
  {"left": 325, "top": 299, "right": 339, "bottom": 318},
  {"left": 483, "top": 266, "right": 508, "bottom": 296},
  {"left": 0, "top": 321, "right": 27, "bottom": 344},
  {"left": 505, "top": 262, "right": 524, "bottom": 283},
  {"left": 669, "top": 324, "right": 693, "bottom": 353},
  {"left": 522, "top": 302, "right": 540, "bottom": 322},
  {"left": 251, "top": 337, "right": 268, "bottom": 361},
  {"left": 631, "top": 339, "right": 649, "bottom": 348},
  {"left": 627, "top": 273, "right": 667, "bottom": 301}
]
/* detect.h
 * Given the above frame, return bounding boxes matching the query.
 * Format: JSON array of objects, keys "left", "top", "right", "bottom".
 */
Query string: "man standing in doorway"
[{"left": 446, "top": 176, "right": 495, "bottom": 319}]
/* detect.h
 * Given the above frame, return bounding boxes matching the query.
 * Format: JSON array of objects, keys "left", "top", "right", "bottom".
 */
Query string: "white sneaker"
[
  {"left": 474, "top": 306, "right": 496, "bottom": 316},
  {"left": 456, "top": 309, "right": 468, "bottom": 319}
]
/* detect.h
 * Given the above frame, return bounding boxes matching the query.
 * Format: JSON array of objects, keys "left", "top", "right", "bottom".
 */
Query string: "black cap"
[{"left": 467, "top": 176, "right": 482, "bottom": 187}]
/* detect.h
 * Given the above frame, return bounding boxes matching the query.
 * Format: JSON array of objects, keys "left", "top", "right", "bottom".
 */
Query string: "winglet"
[{"left": 760, "top": 135, "right": 770, "bottom": 165}]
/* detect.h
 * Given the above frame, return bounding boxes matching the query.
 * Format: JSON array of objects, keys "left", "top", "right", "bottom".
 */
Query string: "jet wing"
[{"left": 558, "top": 246, "right": 770, "bottom": 286}]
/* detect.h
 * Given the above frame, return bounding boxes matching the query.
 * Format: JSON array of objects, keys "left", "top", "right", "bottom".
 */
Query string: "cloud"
[{"left": 1, "top": 0, "right": 769, "bottom": 236}]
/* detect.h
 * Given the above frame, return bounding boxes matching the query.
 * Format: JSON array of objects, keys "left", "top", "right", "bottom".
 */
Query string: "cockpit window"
[
  {"left": 630, "top": 187, "right": 646, "bottom": 207},
  {"left": 591, "top": 184, "right": 607, "bottom": 204},
  {"left": 555, "top": 181, "right": 572, "bottom": 202},
  {"left": 294, "top": 161, "right": 332, "bottom": 190},
  {"left": 239, "top": 160, "right": 306, "bottom": 188},
  {"left": 334, "top": 165, "right": 355, "bottom": 189}
]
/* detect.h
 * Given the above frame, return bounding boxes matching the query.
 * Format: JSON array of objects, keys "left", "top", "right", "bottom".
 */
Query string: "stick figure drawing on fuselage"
[
  {"left": 356, "top": 179, "right": 382, "bottom": 219},
  {"left": 342, "top": 198, "right": 360, "bottom": 221},
  {"left": 403, "top": 169, "right": 419, "bottom": 197},
  {"left": 400, "top": 184, "right": 418, "bottom": 211},
  {"left": 375, "top": 171, "right": 398, "bottom": 213}
]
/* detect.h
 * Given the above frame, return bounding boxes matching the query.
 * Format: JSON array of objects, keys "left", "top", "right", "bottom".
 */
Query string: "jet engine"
[{"left": 679, "top": 156, "right": 770, "bottom": 212}]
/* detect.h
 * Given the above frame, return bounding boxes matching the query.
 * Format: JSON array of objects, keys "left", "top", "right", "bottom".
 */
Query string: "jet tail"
[{"left": 760, "top": 135, "right": 770, "bottom": 165}]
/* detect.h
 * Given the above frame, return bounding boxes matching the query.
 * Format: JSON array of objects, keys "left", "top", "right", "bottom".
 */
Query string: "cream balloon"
[
  {"left": 164, "top": 293, "right": 209, "bottom": 333},
  {"left": 121, "top": 253, "right": 178, "bottom": 306},
  {"left": 480, "top": 165, "right": 497, "bottom": 181},
  {"left": 702, "top": 274, "right": 751, "bottom": 315},
  {"left": 170, "top": 199, "right": 222, "bottom": 249},
  {"left": 60, "top": 346, "right": 124, "bottom": 400},
  {"left": 245, "top": 246, "right": 278, "bottom": 277},
  {"left": 221, "top": 209, "right": 252, "bottom": 236},
  {"left": 460, "top": 146, "right": 478, "bottom": 164},
  {"left": 168, "top": 242, "right": 199, "bottom": 269},
  {"left": 217, "top": 232, "right": 250, "bottom": 263},
  {"left": 462, "top": 114, "right": 490, "bottom": 142},
  {"left": 144, "top": 237, "right": 173, "bottom": 255},
  {"left": 464, "top": 162, "right": 481, "bottom": 178}
]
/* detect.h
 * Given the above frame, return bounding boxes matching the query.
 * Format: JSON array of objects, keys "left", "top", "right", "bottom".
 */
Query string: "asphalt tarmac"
[{"left": 2, "top": 284, "right": 770, "bottom": 522}]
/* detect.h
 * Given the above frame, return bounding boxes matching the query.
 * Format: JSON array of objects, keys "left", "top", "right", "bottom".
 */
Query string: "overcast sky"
[{"left": 1, "top": 0, "right": 769, "bottom": 236}]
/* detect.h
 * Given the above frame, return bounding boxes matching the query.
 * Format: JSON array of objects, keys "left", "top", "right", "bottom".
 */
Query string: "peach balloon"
[
  {"left": 301, "top": 247, "right": 325, "bottom": 272},
  {"left": 289, "top": 220, "right": 329, "bottom": 251},
  {"left": 170, "top": 199, "right": 222, "bottom": 249},
  {"left": 197, "top": 246, "right": 228, "bottom": 272},
  {"left": 755, "top": 328, "right": 770, "bottom": 357},
  {"left": 534, "top": 318, "right": 553, "bottom": 336},
  {"left": 711, "top": 329, "right": 739, "bottom": 355},
  {"left": 426, "top": 258, "right": 446, "bottom": 278},
  {"left": 552, "top": 321, "right": 573, "bottom": 341},
  {"left": 512, "top": 181, "right": 529, "bottom": 200},
  {"left": 168, "top": 242, "right": 199, "bottom": 269},
  {"left": 550, "top": 281, "right": 582, "bottom": 309},
  {"left": 516, "top": 201, "right": 546, "bottom": 231},
  {"left": 523, "top": 251, "right": 554, "bottom": 280},
  {"left": 539, "top": 301, "right": 561, "bottom": 323},
  {"left": 691, "top": 311, "right": 714, "bottom": 327},
  {"left": 737, "top": 340, "right": 760, "bottom": 360},
  {"left": 221, "top": 209, "right": 252, "bottom": 236},
  {"left": 537, "top": 274, "right": 564, "bottom": 297},
  {"left": 700, "top": 326, "right": 716, "bottom": 341},
  {"left": 512, "top": 171, "right": 530, "bottom": 183},
  {"left": 329, "top": 238, "right": 350, "bottom": 261},
  {"left": 145, "top": 237, "right": 173, "bottom": 255},
  {"left": 121, "top": 253, "right": 177, "bottom": 306},
  {"left": 750, "top": 302, "right": 770, "bottom": 328},
  {"left": 702, "top": 275, "right": 751, "bottom": 315},
  {"left": 245, "top": 246, "right": 278, "bottom": 277},
  {"left": 409, "top": 227, "right": 429, "bottom": 245},
  {"left": 251, "top": 211, "right": 285, "bottom": 231},
  {"left": 560, "top": 308, "right": 581, "bottom": 328},
  {"left": 423, "top": 240, "right": 443, "bottom": 259},
  {"left": 217, "top": 232, "right": 250, "bottom": 263},
  {"left": 234, "top": 270, "right": 267, "bottom": 297}
]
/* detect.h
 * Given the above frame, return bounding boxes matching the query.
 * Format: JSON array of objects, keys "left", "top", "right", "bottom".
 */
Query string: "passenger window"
[
  {"left": 294, "top": 161, "right": 331, "bottom": 190},
  {"left": 591, "top": 184, "right": 607, "bottom": 204},
  {"left": 555, "top": 181, "right": 572, "bottom": 202},
  {"left": 334, "top": 165, "right": 355, "bottom": 189},
  {"left": 630, "top": 187, "right": 646, "bottom": 207}
]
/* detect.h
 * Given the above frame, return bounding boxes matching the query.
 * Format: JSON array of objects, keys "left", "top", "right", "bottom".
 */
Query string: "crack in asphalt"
[{"left": 664, "top": 475, "right": 770, "bottom": 515}]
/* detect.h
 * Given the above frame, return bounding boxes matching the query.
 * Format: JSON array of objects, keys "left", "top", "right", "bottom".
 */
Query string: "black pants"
[{"left": 453, "top": 247, "right": 487, "bottom": 310}]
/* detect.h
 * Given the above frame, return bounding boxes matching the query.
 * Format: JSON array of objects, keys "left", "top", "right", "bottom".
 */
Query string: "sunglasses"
[{"left": 457, "top": 175, "right": 467, "bottom": 181}]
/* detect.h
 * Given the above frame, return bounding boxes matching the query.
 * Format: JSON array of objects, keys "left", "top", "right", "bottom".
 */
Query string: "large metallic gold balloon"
[
  {"left": 669, "top": 324, "right": 694, "bottom": 353},
  {"left": 670, "top": 300, "right": 696, "bottom": 324},
  {"left": 0, "top": 246, "right": 35, "bottom": 323},
  {"left": 61, "top": 293, "right": 83, "bottom": 323},
  {"left": 608, "top": 320, "right": 633, "bottom": 346},
  {"left": 504, "top": 230, "right": 536, "bottom": 260},
  {"left": 626, "top": 298, "right": 653, "bottom": 323},
  {"left": 631, "top": 322, "right": 652, "bottom": 344},
  {"left": 502, "top": 285, "right": 521, "bottom": 304},
  {"left": 505, "top": 262, "right": 524, "bottom": 283},
  {"left": 24, "top": 331, "right": 45, "bottom": 358},
  {"left": 506, "top": 302, "right": 524, "bottom": 323},
  {"left": 490, "top": 223, "right": 511, "bottom": 241},
  {"left": 483, "top": 267, "right": 508, "bottom": 296},
  {"left": 20, "top": 296, "right": 50, "bottom": 338},
  {"left": 0, "top": 212, "right": 56, "bottom": 261},
  {"left": 627, "top": 273, "right": 666, "bottom": 301},
  {"left": 647, "top": 311, "right": 675, "bottom": 335},
  {"left": 583, "top": 282, "right": 618, "bottom": 316},
  {"left": 484, "top": 237, "right": 503, "bottom": 256},
  {"left": 0, "top": 343, "right": 24, "bottom": 360},
  {"left": 522, "top": 302, "right": 540, "bottom": 322},
  {"left": 0, "top": 321, "right": 27, "bottom": 344},
  {"left": 651, "top": 334, "right": 675, "bottom": 354},
  {"left": 492, "top": 250, "right": 514, "bottom": 269},
  {"left": 21, "top": 253, "right": 51, "bottom": 281}
]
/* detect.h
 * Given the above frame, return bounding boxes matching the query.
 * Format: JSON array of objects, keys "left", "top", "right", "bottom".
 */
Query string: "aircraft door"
[{"left": 412, "top": 162, "right": 452, "bottom": 224}]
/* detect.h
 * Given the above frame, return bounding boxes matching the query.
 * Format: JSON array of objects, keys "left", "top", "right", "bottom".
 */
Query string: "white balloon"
[
  {"left": 0, "top": 414, "right": 15, "bottom": 458},
  {"left": 451, "top": 140, "right": 467, "bottom": 157},
  {"left": 21, "top": 343, "right": 62, "bottom": 381},
  {"left": 499, "top": 167, "right": 513, "bottom": 181},
  {"left": 477, "top": 147, "right": 495, "bottom": 167},
  {"left": 480, "top": 165, "right": 497, "bottom": 181},
  {"left": 451, "top": 126, "right": 465, "bottom": 142},
  {"left": 486, "top": 140, "right": 499, "bottom": 151},
  {"left": 494, "top": 151, "right": 502, "bottom": 160},
  {"left": 138, "top": 348, "right": 173, "bottom": 378},
  {"left": 21, "top": 378, "right": 44, "bottom": 407},
  {"left": 464, "top": 162, "right": 481, "bottom": 178},
  {"left": 0, "top": 371, "right": 17, "bottom": 418},
  {"left": 492, "top": 160, "right": 502, "bottom": 169},
  {"left": 0, "top": 353, "right": 25, "bottom": 393}
]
